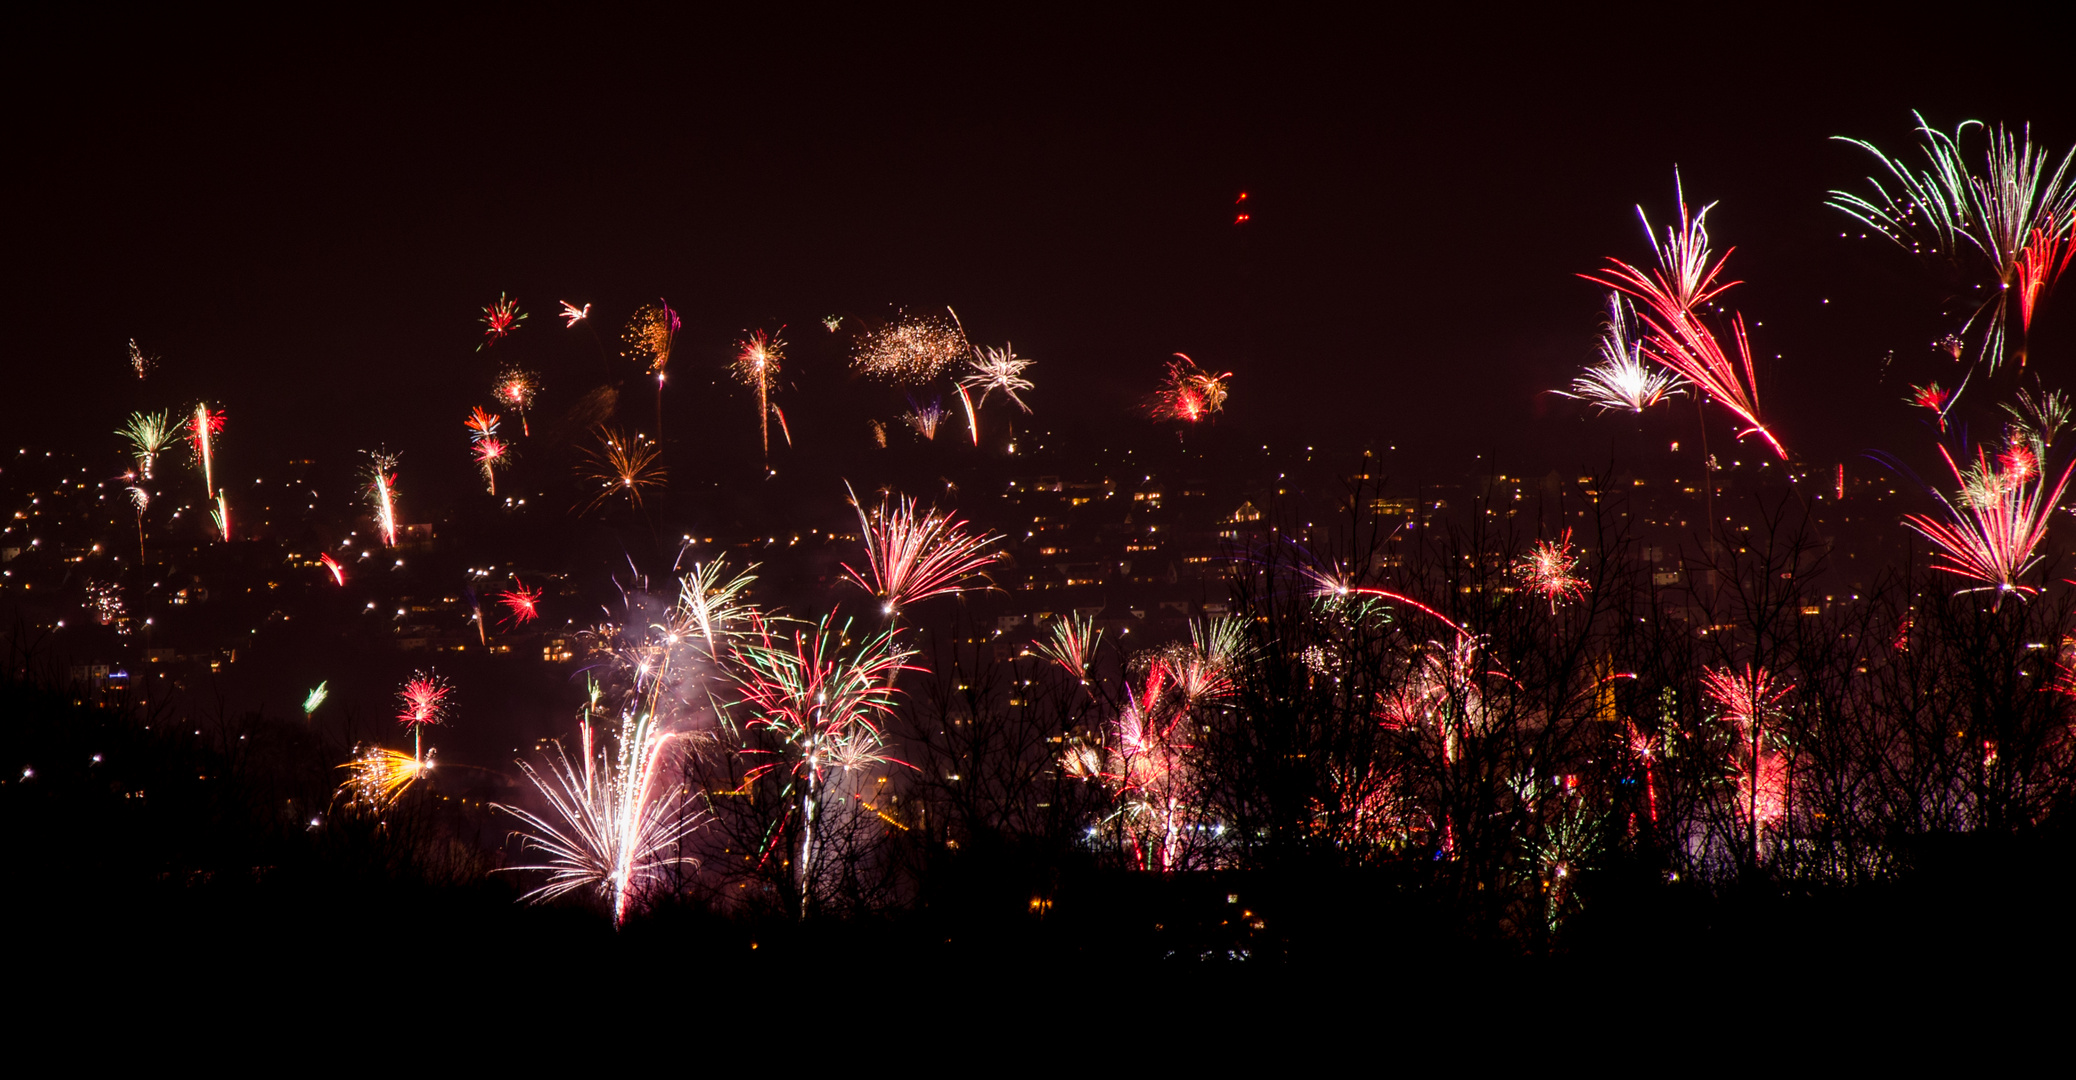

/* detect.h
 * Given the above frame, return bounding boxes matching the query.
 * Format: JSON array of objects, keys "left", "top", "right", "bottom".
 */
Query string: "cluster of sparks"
[
  {"left": 1701, "top": 665, "right": 1793, "bottom": 828},
  {"left": 365, "top": 451, "right": 401, "bottom": 547},
  {"left": 1148, "top": 353, "right": 1231, "bottom": 423},
  {"left": 851, "top": 309, "right": 969, "bottom": 384},
  {"left": 1555, "top": 295, "right": 1686, "bottom": 414},
  {"left": 961, "top": 345, "right": 1035, "bottom": 412},
  {"left": 1513, "top": 530, "right": 1589, "bottom": 612},
  {"left": 479, "top": 292, "right": 527, "bottom": 348},
  {"left": 464, "top": 407, "right": 508, "bottom": 495},
  {"left": 118, "top": 410, "right": 176, "bottom": 481},
  {"left": 128, "top": 338, "right": 154, "bottom": 380},
  {"left": 732, "top": 329, "right": 785, "bottom": 464},
  {"left": 622, "top": 300, "right": 679, "bottom": 376},
  {"left": 497, "top": 579, "right": 542, "bottom": 626},
  {"left": 576, "top": 427, "right": 666, "bottom": 515},
  {"left": 494, "top": 367, "right": 538, "bottom": 435}
]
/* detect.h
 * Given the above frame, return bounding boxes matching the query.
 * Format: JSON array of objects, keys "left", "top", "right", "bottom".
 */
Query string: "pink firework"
[
  {"left": 559, "top": 300, "right": 591, "bottom": 327},
  {"left": 474, "top": 436, "right": 509, "bottom": 495},
  {"left": 497, "top": 579, "right": 543, "bottom": 626},
  {"left": 318, "top": 553, "right": 346, "bottom": 586},
  {"left": 480, "top": 292, "right": 527, "bottom": 349},
  {"left": 396, "top": 670, "right": 452, "bottom": 760},
  {"left": 189, "top": 403, "right": 225, "bottom": 497},
  {"left": 1513, "top": 530, "right": 1589, "bottom": 611},
  {"left": 842, "top": 486, "right": 1004, "bottom": 615},
  {"left": 1736, "top": 751, "right": 1789, "bottom": 828},
  {"left": 495, "top": 368, "right": 539, "bottom": 435},
  {"left": 1700, "top": 664, "right": 1792, "bottom": 737},
  {"left": 1581, "top": 176, "right": 1786, "bottom": 459},
  {"left": 1904, "top": 444, "right": 2073, "bottom": 603},
  {"left": 1909, "top": 382, "right": 1953, "bottom": 431}
]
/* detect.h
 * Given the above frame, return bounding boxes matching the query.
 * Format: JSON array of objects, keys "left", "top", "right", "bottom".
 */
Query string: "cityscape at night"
[{"left": 7, "top": 10, "right": 2076, "bottom": 1010}]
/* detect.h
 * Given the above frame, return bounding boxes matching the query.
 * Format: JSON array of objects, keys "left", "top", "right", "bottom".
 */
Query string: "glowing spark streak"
[
  {"left": 319, "top": 553, "right": 346, "bottom": 586},
  {"left": 559, "top": 300, "right": 591, "bottom": 326},
  {"left": 212, "top": 492, "right": 230, "bottom": 542},
  {"left": 842, "top": 485, "right": 1004, "bottom": 614},
  {"left": 304, "top": 682, "right": 329, "bottom": 717},
  {"left": 1033, "top": 611, "right": 1103, "bottom": 681},
  {"left": 339, "top": 747, "right": 424, "bottom": 808},
  {"left": 733, "top": 329, "right": 785, "bottom": 464},
  {"left": 1308, "top": 571, "right": 1468, "bottom": 639},
  {"left": 189, "top": 403, "right": 224, "bottom": 496},
  {"left": 955, "top": 383, "right": 979, "bottom": 446},
  {"left": 367, "top": 452, "right": 401, "bottom": 547}
]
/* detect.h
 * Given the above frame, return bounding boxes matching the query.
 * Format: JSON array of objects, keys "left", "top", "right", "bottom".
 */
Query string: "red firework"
[
  {"left": 497, "top": 580, "right": 543, "bottom": 626},
  {"left": 396, "top": 672, "right": 452, "bottom": 728},
  {"left": 479, "top": 292, "right": 527, "bottom": 349},
  {"left": 318, "top": 553, "right": 346, "bottom": 586}
]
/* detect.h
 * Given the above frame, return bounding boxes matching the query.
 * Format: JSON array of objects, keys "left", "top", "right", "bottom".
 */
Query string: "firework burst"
[
  {"left": 1903, "top": 442, "right": 2073, "bottom": 603},
  {"left": 211, "top": 491, "right": 231, "bottom": 542},
  {"left": 464, "top": 406, "right": 500, "bottom": 441},
  {"left": 497, "top": 579, "right": 542, "bottom": 626},
  {"left": 126, "top": 484, "right": 148, "bottom": 564},
  {"left": 732, "top": 328, "right": 785, "bottom": 464},
  {"left": 961, "top": 344, "right": 1036, "bottom": 412},
  {"left": 498, "top": 714, "right": 702, "bottom": 926},
  {"left": 851, "top": 308, "right": 970, "bottom": 383},
  {"left": 494, "top": 367, "right": 540, "bottom": 436},
  {"left": 1909, "top": 381, "right": 1954, "bottom": 430},
  {"left": 1556, "top": 294, "right": 1686, "bottom": 413},
  {"left": 189, "top": 403, "right": 225, "bottom": 496},
  {"left": 366, "top": 450, "right": 401, "bottom": 547},
  {"left": 1702, "top": 664, "right": 1793, "bottom": 830},
  {"left": 474, "top": 437, "right": 509, "bottom": 495},
  {"left": 677, "top": 557, "right": 759, "bottom": 655},
  {"left": 622, "top": 300, "right": 679, "bottom": 376},
  {"left": 1514, "top": 530, "right": 1590, "bottom": 611},
  {"left": 339, "top": 746, "right": 427, "bottom": 809},
  {"left": 1830, "top": 114, "right": 2076, "bottom": 370},
  {"left": 1033, "top": 610, "right": 1103, "bottom": 682},
  {"left": 559, "top": 300, "right": 591, "bottom": 327},
  {"left": 397, "top": 670, "right": 452, "bottom": 761},
  {"left": 128, "top": 338, "right": 155, "bottom": 379},
  {"left": 576, "top": 427, "right": 666, "bottom": 516},
  {"left": 1148, "top": 353, "right": 1231, "bottom": 423},
  {"left": 479, "top": 292, "right": 527, "bottom": 349},
  {"left": 904, "top": 397, "right": 947, "bottom": 441},
  {"left": 304, "top": 682, "right": 329, "bottom": 717},
  {"left": 1581, "top": 174, "right": 1786, "bottom": 459},
  {"left": 118, "top": 410, "right": 177, "bottom": 481},
  {"left": 842, "top": 486, "right": 1004, "bottom": 615}
]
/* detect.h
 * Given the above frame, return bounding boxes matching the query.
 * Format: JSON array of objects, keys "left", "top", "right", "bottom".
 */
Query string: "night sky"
[{"left": 7, "top": 11, "right": 2072, "bottom": 492}]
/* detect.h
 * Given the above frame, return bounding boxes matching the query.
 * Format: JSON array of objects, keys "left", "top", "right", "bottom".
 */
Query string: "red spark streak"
[{"left": 318, "top": 553, "right": 345, "bottom": 586}]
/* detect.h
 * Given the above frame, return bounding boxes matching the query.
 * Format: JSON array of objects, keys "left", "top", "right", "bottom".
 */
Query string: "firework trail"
[
  {"left": 304, "top": 682, "right": 329, "bottom": 718},
  {"left": 339, "top": 746, "right": 426, "bottom": 809},
  {"left": 576, "top": 427, "right": 666, "bottom": 516},
  {"left": 1581, "top": 174, "right": 1787, "bottom": 459},
  {"left": 733, "top": 328, "right": 785, "bottom": 465},
  {"left": 396, "top": 670, "right": 452, "bottom": 762},
  {"left": 1514, "top": 530, "right": 1589, "bottom": 612},
  {"left": 1305, "top": 567, "right": 1469, "bottom": 639},
  {"left": 498, "top": 714, "right": 702, "bottom": 926},
  {"left": 497, "top": 579, "right": 542, "bottom": 626},
  {"left": 494, "top": 367, "right": 539, "bottom": 436},
  {"left": 1830, "top": 114, "right": 2076, "bottom": 370},
  {"left": 961, "top": 344, "right": 1035, "bottom": 412},
  {"left": 127, "top": 338, "right": 154, "bottom": 379},
  {"left": 904, "top": 397, "right": 947, "bottom": 441},
  {"left": 559, "top": 300, "right": 591, "bottom": 327},
  {"left": 850, "top": 308, "right": 970, "bottom": 383},
  {"left": 729, "top": 613, "right": 917, "bottom": 913},
  {"left": 479, "top": 292, "right": 527, "bottom": 349},
  {"left": 1147, "top": 353, "right": 1231, "bottom": 423},
  {"left": 474, "top": 437, "right": 509, "bottom": 495},
  {"left": 126, "top": 485, "right": 148, "bottom": 564},
  {"left": 1903, "top": 442, "right": 2073, "bottom": 604},
  {"left": 188, "top": 403, "right": 225, "bottom": 496},
  {"left": 622, "top": 300, "right": 679, "bottom": 433},
  {"left": 772, "top": 404, "right": 792, "bottom": 448},
  {"left": 211, "top": 491, "right": 231, "bottom": 542},
  {"left": 842, "top": 485, "right": 1004, "bottom": 615},
  {"left": 1555, "top": 294, "right": 1686, "bottom": 413},
  {"left": 366, "top": 451, "right": 401, "bottom": 547},
  {"left": 118, "top": 410, "right": 177, "bottom": 481},
  {"left": 1033, "top": 611, "right": 1103, "bottom": 682},
  {"left": 954, "top": 383, "right": 979, "bottom": 446},
  {"left": 869, "top": 419, "right": 887, "bottom": 448},
  {"left": 318, "top": 552, "right": 345, "bottom": 585}
]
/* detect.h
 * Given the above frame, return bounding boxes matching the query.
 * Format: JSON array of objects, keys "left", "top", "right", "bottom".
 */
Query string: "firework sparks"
[
  {"left": 961, "top": 344, "right": 1035, "bottom": 413},
  {"left": 954, "top": 383, "right": 979, "bottom": 446},
  {"left": 464, "top": 406, "right": 500, "bottom": 441},
  {"left": 188, "top": 403, "right": 225, "bottom": 496},
  {"left": 1581, "top": 174, "right": 1787, "bottom": 459},
  {"left": 474, "top": 436, "right": 509, "bottom": 495},
  {"left": 1702, "top": 664, "right": 1793, "bottom": 830},
  {"left": 126, "top": 484, "right": 148, "bottom": 564},
  {"left": 1033, "top": 611, "right": 1103, "bottom": 682},
  {"left": 498, "top": 715, "right": 701, "bottom": 926},
  {"left": 366, "top": 451, "right": 401, "bottom": 547},
  {"left": 1514, "top": 530, "right": 1589, "bottom": 611},
  {"left": 729, "top": 613, "right": 917, "bottom": 911},
  {"left": 621, "top": 300, "right": 679, "bottom": 375},
  {"left": 822, "top": 314, "right": 842, "bottom": 332},
  {"left": 497, "top": 579, "right": 542, "bottom": 626},
  {"left": 397, "top": 670, "right": 452, "bottom": 761},
  {"left": 118, "top": 410, "right": 176, "bottom": 481},
  {"left": 1909, "top": 381, "right": 1954, "bottom": 430},
  {"left": 318, "top": 552, "right": 345, "bottom": 586},
  {"left": 733, "top": 328, "right": 785, "bottom": 464},
  {"left": 1556, "top": 294, "right": 1686, "bottom": 413},
  {"left": 128, "top": 338, "right": 154, "bottom": 379},
  {"left": 1305, "top": 568, "right": 1469, "bottom": 639},
  {"left": 677, "top": 557, "right": 759, "bottom": 655},
  {"left": 1903, "top": 443, "right": 2073, "bottom": 603},
  {"left": 1148, "top": 353, "right": 1231, "bottom": 423},
  {"left": 479, "top": 292, "right": 527, "bottom": 348},
  {"left": 494, "top": 367, "right": 539, "bottom": 436},
  {"left": 304, "top": 682, "right": 329, "bottom": 717},
  {"left": 904, "top": 397, "right": 947, "bottom": 441},
  {"left": 559, "top": 300, "right": 591, "bottom": 327},
  {"left": 576, "top": 427, "right": 666, "bottom": 515},
  {"left": 211, "top": 491, "right": 231, "bottom": 542},
  {"left": 1830, "top": 114, "right": 2076, "bottom": 370},
  {"left": 851, "top": 308, "right": 970, "bottom": 383},
  {"left": 339, "top": 746, "right": 427, "bottom": 809},
  {"left": 85, "top": 579, "right": 125, "bottom": 628},
  {"left": 842, "top": 485, "right": 1004, "bottom": 614}
]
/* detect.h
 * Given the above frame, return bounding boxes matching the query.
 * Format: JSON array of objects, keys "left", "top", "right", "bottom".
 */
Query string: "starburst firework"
[
  {"left": 497, "top": 579, "right": 542, "bottom": 626},
  {"left": 1148, "top": 353, "right": 1231, "bottom": 423},
  {"left": 1903, "top": 443, "right": 2073, "bottom": 603},
  {"left": 118, "top": 410, "right": 177, "bottom": 481},
  {"left": 576, "top": 426, "right": 666, "bottom": 515},
  {"left": 1514, "top": 530, "right": 1589, "bottom": 611},
  {"left": 841, "top": 486, "right": 1004, "bottom": 614},
  {"left": 961, "top": 344, "right": 1035, "bottom": 412},
  {"left": 1556, "top": 294, "right": 1686, "bottom": 413},
  {"left": 479, "top": 292, "right": 527, "bottom": 348},
  {"left": 494, "top": 367, "right": 539, "bottom": 435},
  {"left": 733, "top": 328, "right": 784, "bottom": 464}
]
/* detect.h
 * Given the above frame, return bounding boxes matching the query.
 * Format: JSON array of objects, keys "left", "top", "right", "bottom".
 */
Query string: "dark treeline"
[{"left": 13, "top": 478, "right": 2076, "bottom": 985}]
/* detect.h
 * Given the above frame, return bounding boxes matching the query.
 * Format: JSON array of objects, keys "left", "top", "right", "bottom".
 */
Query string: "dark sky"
[{"left": 8, "top": 8, "right": 2073, "bottom": 497}]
